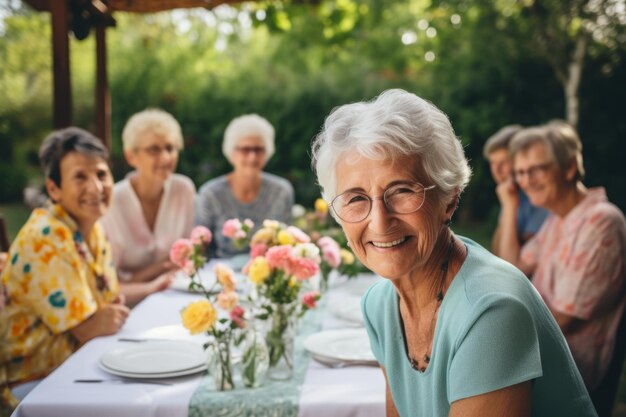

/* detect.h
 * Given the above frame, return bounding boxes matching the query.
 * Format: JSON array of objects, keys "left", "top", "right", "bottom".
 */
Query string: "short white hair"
[
  {"left": 222, "top": 114, "right": 275, "bottom": 161},
  {"left": 311, "top": 89, "right": 471, "bottom": 206},
  {"left": 122, "top": 108, "right": 183, "bottom": 151}
]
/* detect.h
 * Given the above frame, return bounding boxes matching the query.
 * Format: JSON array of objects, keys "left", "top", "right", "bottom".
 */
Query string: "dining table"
[{"left": 11, "top": 268, "right": 386, "bottom": 417}]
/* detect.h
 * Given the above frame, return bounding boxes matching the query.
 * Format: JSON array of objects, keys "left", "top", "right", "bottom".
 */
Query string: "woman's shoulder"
[
  {"left": 198, "top": 175, "right": 228, "bottom": 195},
  {"left": 362, "top": 279, "right": 395, "bottom": 312},
  {"left": 169, "top": 173, "right": 197, "bottom": 195},
  {"left": 262, "top": 172, "right": 294, "bottom": 192}
]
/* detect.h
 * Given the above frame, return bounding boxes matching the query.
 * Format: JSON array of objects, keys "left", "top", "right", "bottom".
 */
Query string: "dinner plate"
[
  {"left": 334, "top": 277, "right": 380, "bottom": 297},
  {"left": 100, "top": 361, "right": 207, "bottom": 379},
  {"left": 100, "top": 340, "right": 206, "bottom": 375},
  {"left": 303, "top": 329, "right": 376, "bottom": 362},
  {"left": 329, "top": 296, "right": 364, "bottom": 325}
]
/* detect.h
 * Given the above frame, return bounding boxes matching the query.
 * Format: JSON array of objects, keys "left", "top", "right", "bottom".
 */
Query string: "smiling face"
[
  {"left": 487, "top": 148, "right": 512, "bottom": 184},
  {"left": 46, "top": 151, "right": 113, "bottom": 231},
  {"left": 513, "top": 141, "right": 572, "bottom": 211},
  {"left": 335, "top": 153, "right": 449, "bottom": 280},
  {"left": 230, "top": 135, "right": 267, "bottom": 175},
  {"left": 125, "top": 131, "right": 179, "bottom": 184}
]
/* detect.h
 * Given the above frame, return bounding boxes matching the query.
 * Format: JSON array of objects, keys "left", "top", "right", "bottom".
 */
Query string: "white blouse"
[{"left": 101, "top": 172, "right": 196, "bottom": 281}]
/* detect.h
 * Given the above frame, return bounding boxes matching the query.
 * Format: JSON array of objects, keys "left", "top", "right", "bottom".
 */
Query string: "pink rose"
[
  {"left": 289, "top": 256, "right": 320, "bottom": 280},
  {"left": 318, "top": 237, "right": 341, "bottom": 268},
  {"left": 190, "top": 226, "right": 212, "bottom": 245},
  {"left": 301, "top": 291, "right": 320, "bottom": 309},
  {"left": 286, "top": 226, "right": 311, "bottom": 243},
  {"left": 250, "top": 243, "right": 268, "bottom": 258},
  {"left": 265, "top": 245, "right": 294, "bottom": 270},
  {"left": 169, "top": 239, "right": 194, "bottom": 269},
  {"left": 230, "top": 305, "right": 246, "bottom": 328},
  {"left": 222, "top": 219, "right": 242, "bottom": 239}
]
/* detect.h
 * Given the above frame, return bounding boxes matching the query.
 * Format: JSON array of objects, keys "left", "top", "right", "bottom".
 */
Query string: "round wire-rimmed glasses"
[{"left": 330, "top": 183, "right": 436, "bottom": 223}]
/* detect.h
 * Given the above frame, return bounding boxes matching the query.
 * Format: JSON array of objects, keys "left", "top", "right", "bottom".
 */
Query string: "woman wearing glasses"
[
  {"left": 102, "top": 109, "right": 195, "bottom": 305},
  {"left": 195, "top": 114, "right": 294, "bottom": 258},
  {"left": 311, "top": 90, "right": 596, "bottom": 416},
  {"left": 498, "top": 122, "right": 626, "bottom": 415}
]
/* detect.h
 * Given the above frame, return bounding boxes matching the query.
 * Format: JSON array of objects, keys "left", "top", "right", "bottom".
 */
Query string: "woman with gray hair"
[
  {"left": 312, "top": 90, "right": 596, "bottom": 416},
  {"left": 1, "top": 127, "right": 129, "bottom": 411},
  {"left": 498, "top": 121, "right": 626, "bottom": 416},
  {"left": 195, "top": 114, "right": 294, "bottom": 258},
  {"left": 102, "top": 108, "right": 195, "bottom": 305}
]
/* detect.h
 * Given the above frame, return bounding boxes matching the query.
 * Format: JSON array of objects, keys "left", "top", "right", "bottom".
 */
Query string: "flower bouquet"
[
  {"left": 225, "top": 219, "right": 321, "bottom": 380},
  {"left": 170, "top": 226, "right": 266, "bottom": 390}
]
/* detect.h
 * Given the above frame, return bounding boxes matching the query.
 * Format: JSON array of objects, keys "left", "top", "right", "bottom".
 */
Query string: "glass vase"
[
  {"left": 241, "top": 325, "right": 270, "bottom": 388},
  {"left": 266, "top": 303, "right": 296, "bottom": 380},
  {"left": 207, "top": 336, "right": 235, "bottom": 391}
]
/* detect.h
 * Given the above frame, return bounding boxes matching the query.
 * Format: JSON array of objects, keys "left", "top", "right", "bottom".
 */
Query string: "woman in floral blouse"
[{"left": 0, "top": 127, "right": 129, "bottom": 413}]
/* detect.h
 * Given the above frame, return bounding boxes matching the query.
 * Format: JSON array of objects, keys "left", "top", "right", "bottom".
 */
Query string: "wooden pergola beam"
[{"left": 50, "top": 0, "right": 72, "bottom": 129}]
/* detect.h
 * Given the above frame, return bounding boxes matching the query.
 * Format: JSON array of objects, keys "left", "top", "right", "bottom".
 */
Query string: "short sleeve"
[
  {"left": 361, "top": 285, "right": 383, "bottom": 365},
  {"left": 19, "top": 232, "right": 98, "bottom": 334},
  {"left": 551, "top": 209, "right": 626, "bottom": 319},
  {"left": 520, "top": 217, "right": 550, "bottom": 275},
  {"left": 449, "top": 296, "right": 542, "bottom": 402}
]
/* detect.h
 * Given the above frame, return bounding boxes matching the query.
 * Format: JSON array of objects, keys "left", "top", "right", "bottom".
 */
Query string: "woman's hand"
[
  {"left": 496, "top": 177, "right": 519, "bottom": 210},
  {"left": 69, "top": 299, "right": 130, "bottom": 344}
]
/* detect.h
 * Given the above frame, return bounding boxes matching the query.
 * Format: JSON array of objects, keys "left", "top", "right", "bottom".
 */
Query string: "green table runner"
[{"left": 188, "top": 301, "right": 325, "bottom": 417}]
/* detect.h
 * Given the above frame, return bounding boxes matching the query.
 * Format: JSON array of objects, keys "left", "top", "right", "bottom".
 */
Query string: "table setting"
[{"left": 12, "top": 218, "right": 385, "bottom": 417}]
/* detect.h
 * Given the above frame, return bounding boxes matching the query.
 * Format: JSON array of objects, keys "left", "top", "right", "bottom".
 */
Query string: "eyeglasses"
[
  {"left": 235, "top": 146, "right": 266, "bottom": 155},
  {"left": 330, "top": 183, "right": 436, "bottom": 223},
  {"left": 513, "top": 162, "right": 553, "bottom": 182},
  {"left": 136, "top": 144, "right": 178, "bottom": 156}
]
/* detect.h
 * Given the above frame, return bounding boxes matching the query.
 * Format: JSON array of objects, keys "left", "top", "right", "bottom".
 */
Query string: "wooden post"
[
  {"left": 50, "top": 0, "right": 72, "bottom": 128},
  {"left": 95, "top": 24, "right": 111, "bottom": 149}
]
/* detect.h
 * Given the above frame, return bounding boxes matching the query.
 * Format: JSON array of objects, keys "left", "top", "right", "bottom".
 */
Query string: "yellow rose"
[
  {"left": 314, "top": 198, "right": 328, "bottom": 215},
  {"left": 249, "top": 256, "right": 271, "bottom": 285},
  {"left": 181, "top": 299, "right": 217, "bottom": 334},
  {"left": 251, "top": 228, "right": 275, "bottom": 245},
  {"left": 277, "top": 230, "right": 295, "bottom": 245},
  {"left": 340, "top": 248, "right": 355, "bottom": 265},
  {"left": 217, "top": 291, "right": 238, "bottom": 310}
]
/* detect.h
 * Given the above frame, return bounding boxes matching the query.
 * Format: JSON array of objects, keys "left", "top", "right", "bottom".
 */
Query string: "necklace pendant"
[{"left": 423, "top": 354, "right": 430, "bottom": 364}]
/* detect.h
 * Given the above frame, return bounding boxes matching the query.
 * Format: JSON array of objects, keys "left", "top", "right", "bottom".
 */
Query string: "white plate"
[
  {"left": 334, "top": 277, "right": 380, "bottom": 297},
  {"left": 304, "top": 329, "right": 376, "bottom": 362},
  {"left": 100, "top": 362, "right": 207, "bottom": 379},
  {"left": 100, "top": 340, "right": 206, "bottom": 374},
  {"left": 329, "top": 296, "right": 364, "bottom": 325}
]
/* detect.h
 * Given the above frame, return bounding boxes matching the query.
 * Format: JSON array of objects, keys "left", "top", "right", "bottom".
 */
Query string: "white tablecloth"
[{"left": 13, "top": 275, "right": 385, "bottom": 417}]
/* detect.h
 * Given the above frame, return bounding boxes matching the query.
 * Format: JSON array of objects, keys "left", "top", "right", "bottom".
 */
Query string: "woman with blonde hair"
[{"left": 102, "top": 108, "right": 196, "bottom": 305}]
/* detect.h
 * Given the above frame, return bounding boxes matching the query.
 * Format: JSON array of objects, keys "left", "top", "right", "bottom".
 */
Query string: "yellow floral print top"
[{"left": 0, "top": 203, "right": 119, "bottom": 392}]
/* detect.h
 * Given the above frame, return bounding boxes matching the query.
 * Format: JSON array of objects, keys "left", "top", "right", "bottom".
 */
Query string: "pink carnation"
[
  {"left": 243, "top": 219, "right": 254, "bottom": 229},
  {"left": 286, "top": 226, "right": 311, "bottom": 243},
  {"left": 169, "top": 239, "right": 194, "bottom": 268},
  {"left": 301, "top": 291, "right": 320, "bottom": 309},
  {"left": 265, "top": 245, "right": 294, "bottom": 270},
  {"left": 190, "top": 226, "right": 212, "bottom": 245},
  {"left": 250, "top": 243, "right": 268, "bottom": 258},
  {"left": 318, "top": 237, "right": 341, "bottom": 268},
  {"left": 230, "top": 306, "right": 246, "bottom": 328},
  {"left": 222, "top": 219, "right": 242, "bottom": 239},
  {"left": 289, "top": 256, "right": 319, "bottom": 280}
]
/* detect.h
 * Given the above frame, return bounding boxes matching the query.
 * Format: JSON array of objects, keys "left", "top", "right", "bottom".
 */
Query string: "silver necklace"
[{"left": 398, "top": 236, "right": 455, "bottom": 373}]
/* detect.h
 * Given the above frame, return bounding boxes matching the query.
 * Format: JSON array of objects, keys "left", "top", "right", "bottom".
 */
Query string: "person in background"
[
  {"left": 195, "top": 114, "right": 294, "bottom": 258},
  {"left": 483, "top": 125, "right": 548, "bottom": 258},
  {"left": 102, "top": 109, "right": 195, "bottom": 305},
  {"left": 0, "top": 128, "right": 129, "bottom": 411},
  {"left": 499, "top": 121, "right": 626, "bottom": 414},
  {"left": 311, "top": 89, "right": 596, "bottom": 416}
]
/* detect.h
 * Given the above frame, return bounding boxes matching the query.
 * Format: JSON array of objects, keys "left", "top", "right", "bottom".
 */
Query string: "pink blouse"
[{"left": 521, "top": 187, "right": 626, "bottom": 390}]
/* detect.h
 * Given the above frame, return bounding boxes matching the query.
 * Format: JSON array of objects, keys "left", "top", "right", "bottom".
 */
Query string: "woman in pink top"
[
  {"left": 102, "top": 109, "right": 196, "bottom": 305},
  {"left": 497, "top": 121, "right": 626, "bottom": 412}
]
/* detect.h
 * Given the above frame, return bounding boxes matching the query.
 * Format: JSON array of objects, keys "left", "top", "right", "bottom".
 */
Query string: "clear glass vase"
[
  {"left": 207, "top": 336, "right": 235, "bottom": 391},
  {"left": 266, "top": 303, "right": 296, "bottom": 380},
  {"left": 241, "top": 325, "right": 269, "bottom": 388}
]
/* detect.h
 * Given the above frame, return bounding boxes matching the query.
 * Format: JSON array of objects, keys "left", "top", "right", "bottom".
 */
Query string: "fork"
[{"left": 312, "top": 355, "right": 378, "bottom": 369}]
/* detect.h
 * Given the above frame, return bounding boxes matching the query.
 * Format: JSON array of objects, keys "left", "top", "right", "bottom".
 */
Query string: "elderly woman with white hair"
[
  {"left": 102, "top": 108, "right": 196, "bottom": 305},
  {"left": 497, "top": 121, "right": 626, "bottom": 416},
  {"left": 195, "top": 114, "right": 294, "bottom": 258},
  {"left": 311, "top": 89, "right": 596, "bottom": 416}
]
